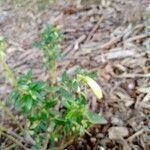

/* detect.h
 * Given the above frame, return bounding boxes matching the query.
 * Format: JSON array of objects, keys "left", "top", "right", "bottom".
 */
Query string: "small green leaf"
[
  {"left": 61, "top": 99, "right": 70, "bottom": 108},
  {"left": 19, "top": 84, "right": 29, "bottom": 90},
  {"left": 15, "top": 99, "right": 23, "bottom": 111},
  {"left": 26, "top": 70, "right": 33, "bottom": 78},
  {"left": 45, "top": 98, "right": 57, "bottom": 108},
  {"left": 39, "top": 122, "right": 47, "bottom": 131},
  {"left": 40, "top": 111, "right": 48, "bottom": 121},
  {"left": 72, "top": 80, "right": 80, "bottom": 92},
  {"left": 30, "top": 121, "right": 40, "bottom": 129},
  {"left": 26, "top": 97, "right": 33, "bottom": 110},
  {"left": 10, "top": 90, "right": 19, "bottom": 103},
  {"left": 54, "top": 118, "right": 66, "bottom": 125},
  {"left": 62, "top": 71, "right": 68, "bottom": 83},
  {"left": 59, "top": 87, "right": 72, "bottom": 99},
  {"left": 85, "top": 111, "right": 107, "bottom": 124},
  {"left": 29, "top": 82, "right": 47, "bottom": 91}
]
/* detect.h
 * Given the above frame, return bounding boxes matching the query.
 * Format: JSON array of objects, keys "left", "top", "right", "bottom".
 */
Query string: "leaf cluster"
[
  {"left": 36, "top": 25, "right": 62, "bottom": 70},
  {"left": 10, "top": 71, "right": 106, "bottom": 148}
]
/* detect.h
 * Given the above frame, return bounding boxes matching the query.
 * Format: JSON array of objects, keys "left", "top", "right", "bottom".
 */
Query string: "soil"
[{"left": 0, "top": 0, "right": 150, "bottom": 149}]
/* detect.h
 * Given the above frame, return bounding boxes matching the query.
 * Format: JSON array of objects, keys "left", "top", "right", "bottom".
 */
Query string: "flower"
[{"left": 77, "top": 74, "right": 103, "bottom": 100}]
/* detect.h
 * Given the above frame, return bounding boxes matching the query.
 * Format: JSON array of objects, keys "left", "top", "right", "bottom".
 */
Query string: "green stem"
[{"left": 49, "top": 61, "right": 57, "bottom": 85}]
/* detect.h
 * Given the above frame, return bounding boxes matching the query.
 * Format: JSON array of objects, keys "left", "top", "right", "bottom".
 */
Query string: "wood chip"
[
  {"left": 108, "top": 126, "right": 129, "bottom": 140},
  {"left": 94, "top": 49, "right": 135, "bottom": 63}
]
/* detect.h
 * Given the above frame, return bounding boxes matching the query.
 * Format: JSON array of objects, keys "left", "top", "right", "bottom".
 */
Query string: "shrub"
[{"left": 0, "top": 26, "right": 107, "bottom": 149}]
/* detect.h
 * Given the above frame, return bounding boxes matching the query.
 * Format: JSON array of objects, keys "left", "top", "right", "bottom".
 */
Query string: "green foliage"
[
  {"left": 10, "top": 71, "right": 48, "bottom": 113},
  {"left": 37, "top": 25, "right": 62, "bottom": 62},
  {"left": 10, "top": 71, "right": 106, "bottom": 148},
  {"left": 0, "top": 25, "right": 107, "bottom": 149},
  {"left": 36, "top": 25, "right": 63, "bottom": 81}
]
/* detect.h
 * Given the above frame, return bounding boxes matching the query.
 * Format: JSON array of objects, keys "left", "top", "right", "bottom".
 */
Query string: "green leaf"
[
  {"left": 30, "top": 82, "right": 48, "bottom": 91},
  {"left": 62, "top": 71, "right": 68, "bottom": 83},
  {"left": 61, "top": 99, "right": 70, "bottom": 108},
  {"left": 77, "top": 94, "right": 87, "bottom": 105},
  {"left": 72, "top": 80, "right": 80, "bottom": 92},
  {"left": 85, "top": 111, "right": 107, "bottom": 124},
  {"left": 39, "top": 122, "right": 47, "bottom": 131},
  {"left": 30, "top": 91, "right": 38, "bottom": 100},
  {"left": 54, "top": 118, "right": 66, "bottom": 125},
  {"left": 15, "top": 99, "right": 23, "bottom": 111},
  {"left": 26, "top": 97, "right": 33, "bottom": 110},
  {"left": 10, "top": 90, "right": 19, "bottom": 103},
  {"left": 47, "top": 86, "right": 60, "bottom": 92},
  {"left": 59, "top": 87, "right": 72, "bottom": 99},
  {"left": 26, "top": 70, "right": 33, "bottom": 79},
  {"left": 17, "top": 71, "right": 32, "bottom": 83},
  {"left": 45, "top": 98, "right": 57, "bottom": 109},
  {"left": 40, "top": 111, "right": 48, "bottom": 121},
  {"left": 19, "top": 84, "right": 29, "bottom": 90},
  {"left": 30, "top": 121, "right": 40, "bottom": 129}
]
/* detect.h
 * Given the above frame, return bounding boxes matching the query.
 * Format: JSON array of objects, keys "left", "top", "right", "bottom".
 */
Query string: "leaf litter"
[{"left": 0, "top": 0, "right": 150, "bottom": 149}]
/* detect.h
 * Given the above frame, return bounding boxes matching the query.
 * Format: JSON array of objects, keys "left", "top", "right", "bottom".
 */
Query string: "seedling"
[{"left": 0, "top": 25, "right": 107, "bottom": 149}]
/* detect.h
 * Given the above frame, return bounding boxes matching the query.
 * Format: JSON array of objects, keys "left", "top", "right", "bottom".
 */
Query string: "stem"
[
  {"left": 49, "top": 61, "right": 57, "bottom": 85},
  {"left": 1, "top": 60, "right": 17, "bottom": 87}
]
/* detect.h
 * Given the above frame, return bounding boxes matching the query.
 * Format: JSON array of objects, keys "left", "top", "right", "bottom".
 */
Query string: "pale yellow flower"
[{"left": 77, "top": 74, "right": 103, "bottom": 100}]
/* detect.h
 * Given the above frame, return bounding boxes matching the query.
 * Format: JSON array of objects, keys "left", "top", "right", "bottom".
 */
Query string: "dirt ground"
[{"left": 0, "top": 0, "right": 150, "bottom": 149}]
